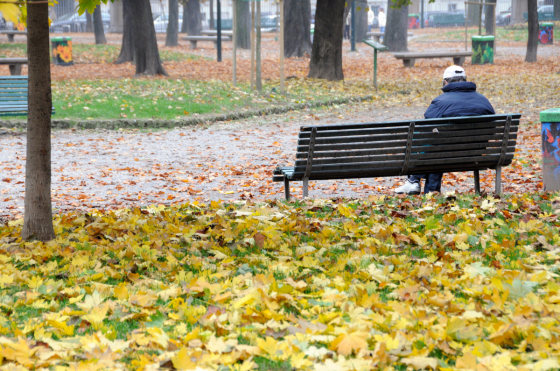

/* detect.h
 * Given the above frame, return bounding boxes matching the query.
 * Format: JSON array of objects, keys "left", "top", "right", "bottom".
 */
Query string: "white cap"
[{"left": 443, "top": 65, "right": 466, "bottom": 80}]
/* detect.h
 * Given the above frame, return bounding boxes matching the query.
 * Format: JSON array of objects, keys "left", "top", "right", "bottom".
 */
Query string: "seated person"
[{"left": 395, "top": 65, "right": 495, "bottom": 195}]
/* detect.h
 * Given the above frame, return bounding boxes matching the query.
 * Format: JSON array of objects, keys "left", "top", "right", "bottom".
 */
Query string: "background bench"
[
  {"left": 182, "top": 35, "right": 232, "bottom": 49},
  {"left": 366, "top": 31, "right": 413, "bottom": 43},
  {"left": 393, "top": 51, "right": 473, "bottom": 67},
  {"left": 201, "top": 30, "right": 234, "bottom": 37},
  {"left": 0, "top": 76, "right": 56, "bottom": 116},
  {"left": 0, "top": 58, "right": 28, "bottom": 76},
  {"left": 273, "top": 114, "right": 521, "bottom": 199},
  {"left": 0, "top": 31, "right": 27, "bottom": 43}
]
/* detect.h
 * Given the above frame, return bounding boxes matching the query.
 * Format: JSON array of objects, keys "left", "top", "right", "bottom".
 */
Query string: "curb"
[{"left": 0, "top": 95, "right": 377, "bottom": 130}]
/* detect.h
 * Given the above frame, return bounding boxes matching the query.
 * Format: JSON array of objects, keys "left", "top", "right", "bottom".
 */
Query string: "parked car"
[
  {"left": 50, "top": 11, "right": 110, "bottom": 33},
  {"left": 153, "top": 13, "right": 183, "bottom": 33},
  {"left": 260, "top": 15, "right": 278, "bottom": 32},
  {"left": 423, "top": 11, "right": 447, "bottom": 27},
  {"left": 496, "top": 7, "right": 511, "bottom": 25}
]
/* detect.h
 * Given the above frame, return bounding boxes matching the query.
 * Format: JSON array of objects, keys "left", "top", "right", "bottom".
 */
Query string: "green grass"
[
  {"left": 416, "top": 26, "right": 529, "bottom": 42},
  {"left": 0, "top": 43, "right": 205, "bottom": 63}
]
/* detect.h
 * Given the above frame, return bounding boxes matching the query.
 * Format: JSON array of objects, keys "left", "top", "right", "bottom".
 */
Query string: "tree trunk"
[
  {"left": 555, "top": 0, "right": 560, "bottom": 21},
  {"left": 525, "top": 0, "right": 538, "bottom": 62},
  {"left": 284, "top": 0, "right": 311, "bottom": 58},
  {"left": 385, "top": 4, "right": 408, "bottom": 51},
  {"left": 166, "top": 0, "right": 179, "bottom": 46},
  {"left": 236, "top": 0, "right": 250, "bottom": 49},
  {"left": 484, "top": 0, "right": 496, "bottom": 35},
  {"left": 209, "top": 0, "right": 214, "bottom": 30},
  {"left": 186, "top": 0, "right": 202, "bottom": 35},
  {"left": 86, "top": 11, "right": 93, "bottom": 32},
  {"left": 115, "top": 0, "right": 134, "bottom": 64},
  {"left": 355, "top": 5, "right": 368, "bottom": 42},
  {"left": 181, "top": 1, "right": 188, "bottom": 33},
  {"left": 130, "top": 0, "right": 167, "bottom": 75},
  {"left": 22, "top": 0, "right": 55, "bottom": 241},
  {"left": 308, "top": 0, "right": 345, "bottom": 81},
  {"left": 93, "top": 5, "right": 107, "bottom": 44}
]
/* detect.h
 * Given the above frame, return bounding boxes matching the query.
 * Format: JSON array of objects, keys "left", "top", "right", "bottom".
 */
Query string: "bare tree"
[
  {"left": 484, "top": 0, "right": 496, "bottom": 36},
  {"left": 384, "top": 4, "right": 409, "bottom": 51},
  {"left": 525, "top": 0, "right": 538, "bottom": 62},
  {"left": 166, "top": 0, "right": 179, "bottom": 46},
  {"left": 86, "top": 12, "right": 93, "bottom": 32},
  {"left": 308, "top": 0, "right": 346, "bottom": 80},
  {"left": 22, "top": 0, "right": 55, "bottom": 241},
  {"left": 93, "top": 5, "right": 106, "bottom": 44},
  {"left": 186, "top": 0, "right": 202, "bottom": 35},
  {"left": 115, "top": 0, "right": 134, "bottom": 64},
  {"left": 130, "top": 0, "right": 168, "bottom": 75},
  {"left": 284, "top": 0, "right": 312, "bottom": 58}
]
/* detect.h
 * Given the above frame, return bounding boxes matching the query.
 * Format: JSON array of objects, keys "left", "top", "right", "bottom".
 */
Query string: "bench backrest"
[
  {"left": 293, "top": 114, "right": 521, "bottom": 181},
  {"left": 0, "top": 76, "right": 27, "bottom": 103}
]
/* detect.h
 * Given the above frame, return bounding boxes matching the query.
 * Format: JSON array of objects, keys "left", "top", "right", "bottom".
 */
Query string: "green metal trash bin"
[
  {"left": 539, "top": 22, "right": 554, "bottom": 44},
  {"left": 472, "top": 35, "right": 494, "bottom": 64},
  {"left": 51, "top": 36, "right": 73, "bottom": 66},
  {"left": 541, "top": 108, "right": 560, "bottom": 192}
]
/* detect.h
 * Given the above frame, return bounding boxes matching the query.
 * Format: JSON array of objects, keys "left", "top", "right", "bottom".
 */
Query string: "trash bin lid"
[
  {"left": 472, "top": 35, "right": 495, "bottom": 41},
  {"left": 541, "top": 22, "right": 554, "bottom": 26},
  {"left": 408, "top": 14, "right": 420, "bottom": 16},
  {"left": 540, "top": 108, "right": 560, "bottom": 122},
  {"left": 51, "top": 37, "right": 71, "bottom": 42}
]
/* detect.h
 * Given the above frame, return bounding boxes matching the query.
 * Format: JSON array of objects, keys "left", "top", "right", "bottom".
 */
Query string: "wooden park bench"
[
  {"left": 183, "top": 35, "right": 232, "bottom": 49},
  {"left": 0, "top": 76, "right": 56, "bottom": 116},
  {"left": 273, "top": 114, "right": 521, "bottom": 200},
  {"left": 0, "top": 30, "right": 27, "bottom": 43},
  {"left": 0, "top": 58, "right": 27, "bottom": 76},
  {"left": 394, "top": 51, "right": 473, "bottom": 67},
  {"left": 366, "top": 31, "right": 413, "bottom": 43}
]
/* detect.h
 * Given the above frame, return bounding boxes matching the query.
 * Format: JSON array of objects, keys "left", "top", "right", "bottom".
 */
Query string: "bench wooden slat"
[
  {"left": 292, "top": 154, "right": 514, "bottom": 175},
  {"left": 295, "top": 147, "right": 517, "bottom": 166},
  {"left": 298, "top": 119, "right": 520, "bottom": 138},
  {"left": 297, "top": 133, "right": 517, "bottom": 153},
  {"left": 295, "top": 140, "right": 518, "bottom": 159},
  {"left": 0, "top": 75, "right": 55, "bottom": 116},
  {"left": 300, "top": 114, "right": 521, "bottom": 132},
  {"left": 297, "top": 127, "right": 518, "bottom": 146}
]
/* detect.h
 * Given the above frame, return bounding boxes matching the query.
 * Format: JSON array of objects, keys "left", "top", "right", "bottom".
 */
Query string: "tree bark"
[
  {"left": 555, "top": 0, "right": 560, "bottom": 21},
  {"left": 385, "top": 4, "right": 408, "bottom": 51},
  {"left": 209, "top": 0, "right": 215, "bottom": 30},
  {"left": 93, "top": 5, "right": 107, "bottom": 44},
  {"left": 166, "top": 0, "right": 179, "bottom": 46},
  {"left": 86, "top": 11, "right": 93, "bottom": 32},
  {"left": 236, "top": 0, "right": 250, "bottom": 49},
  {"left": 181, "top": 1, "right": 188, "bottom": 33},
  {"left": 130, "top": 0, "right": 167, "bottom": 75},
  {"left": 525, "top": 0, "right": 538, "bottom": 62},
  {"left": 484, "top": 0, "right": 496, "bottom": 35},
  {"left": 284, "top": 0, "right": 311, "bottom": 58},
  {"left": 308, "top": 0, "right": 345, "bottom": 81},
  {"left": 115, "top": 0, "right": 134, "bottom": 64},
  {"left": 22, "top": 0, "right": 55, "bottom": 241},
  {"left": 186, "top": 0, "right": 202, "bottom": 35},
  {"left": 355, "top": 5, "right": 368, "bottom": 42}
]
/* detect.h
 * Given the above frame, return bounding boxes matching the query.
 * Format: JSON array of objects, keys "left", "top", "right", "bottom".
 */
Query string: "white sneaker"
[{"left": 394, "top": 180, "right": 421, "bottom": 195}]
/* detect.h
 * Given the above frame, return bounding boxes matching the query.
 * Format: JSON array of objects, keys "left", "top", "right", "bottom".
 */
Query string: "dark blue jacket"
[{"left": 424, "top": 82, "right": 495, "bottom": 119}]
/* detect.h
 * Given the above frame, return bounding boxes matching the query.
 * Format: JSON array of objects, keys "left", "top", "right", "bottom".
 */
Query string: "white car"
[{"left": 153, "top": 13, "right": 183, "bottom": 33}]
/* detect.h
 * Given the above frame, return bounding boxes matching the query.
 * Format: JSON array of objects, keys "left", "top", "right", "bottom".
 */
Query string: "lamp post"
[
  {"left": 351, "top": 0, "right": 356, "bottom": 51},
  {"left": 217, "top": 0, "right": 222, "bottom": 62}
]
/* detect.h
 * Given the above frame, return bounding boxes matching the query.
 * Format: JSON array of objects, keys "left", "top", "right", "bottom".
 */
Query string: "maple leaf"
[
  {"left": 329, "top": 332, "right": 369, "bottom": 356},
  {"left": 172, "top": 347, "right": 198, "bottom": 370},
  {"left": 401, "top": 356, "right": 438, "bottom": 370}
]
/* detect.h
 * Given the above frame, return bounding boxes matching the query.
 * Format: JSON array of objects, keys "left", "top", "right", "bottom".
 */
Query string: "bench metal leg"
[
  {"left": 190, "top": 41, "right": 197, "bottom": 49},
  {"left": 284, "top": 178, "right": 290, "bottom": 201},
  {"left": 303, "top": 179, "right": 309, "bottom": 199},
  {"left": 8, "top": 34, "right": 14, "bottom": 43},
  {"left": 9, "top": 64, "right": 22, "bottom": 76},
  {"left": 453, "top": 56, "right": 465, "bottom": 66},
  {"left": 474, "top": 170, "right": 480, "bottom": 194},
  {"left": 403, "top": 59, "right": 415, "bottom": 68},
  {"left": 495, "top": 166, "right": 502, "bottom": 194}
]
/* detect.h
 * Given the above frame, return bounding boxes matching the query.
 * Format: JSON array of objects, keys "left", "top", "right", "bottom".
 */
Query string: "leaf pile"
[{"left": 1, "top": 193, "right": 560, "bottom": 370}]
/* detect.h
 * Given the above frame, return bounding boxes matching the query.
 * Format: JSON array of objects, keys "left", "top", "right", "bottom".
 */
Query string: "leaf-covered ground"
[{"left": 0, "top": 193, "right": 560, "bottom": 370}]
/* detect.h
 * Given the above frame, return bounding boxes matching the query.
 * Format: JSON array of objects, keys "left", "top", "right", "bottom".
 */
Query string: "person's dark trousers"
[
  {"left": 409, "top": 173, "right": 443, "bottom": 193},
  {"left": 344, "top": 25, "right": 350, "bottom": 39}
]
